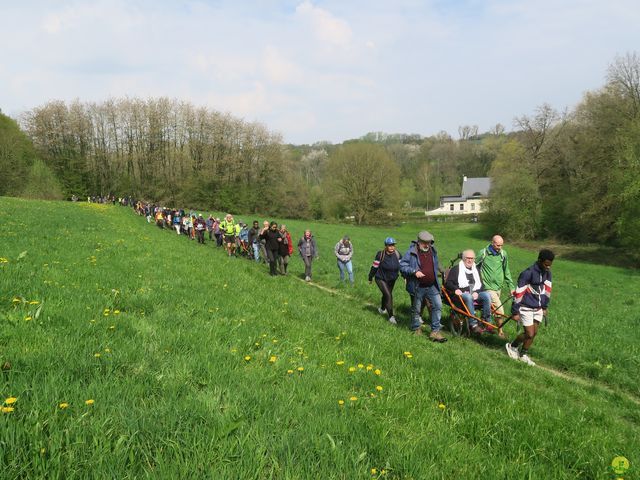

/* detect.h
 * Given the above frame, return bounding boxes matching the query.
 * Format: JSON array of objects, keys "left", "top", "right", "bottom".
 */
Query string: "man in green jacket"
[{"left": 476, "top": 235, "right": 514, "bottom": 336}]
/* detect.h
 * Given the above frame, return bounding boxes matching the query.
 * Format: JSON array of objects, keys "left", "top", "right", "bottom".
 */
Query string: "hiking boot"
[
  {"left": 388, "top": 316, "right": 397, "bottom": 325},
  {"left": 378, "top": 307, "right": 387, "bottom": 315},
  {"left": 429, "top": 331, "right": 448, "bottom": 343},
  {"left": 505, "top": 343, "right": 519, "bottom": 360},
  {"left": 519, "top": 354, "right": 536, "bottom": 366},
  {"left": 413, "top": 328, "right": 423, "bottom": 336},
  {"left": 471, "top": 325, "right": 484, "bottom": 335}
]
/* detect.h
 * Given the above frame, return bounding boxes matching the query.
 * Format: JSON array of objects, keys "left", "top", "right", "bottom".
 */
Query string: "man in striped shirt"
[{"left": 505, "top": 249, "right": 555, "bottom": 366}]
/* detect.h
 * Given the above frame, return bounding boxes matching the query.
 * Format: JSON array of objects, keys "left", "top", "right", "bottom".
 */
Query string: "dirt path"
[{"left": 297, "top": 276, "right": 640, "bottom": 407}]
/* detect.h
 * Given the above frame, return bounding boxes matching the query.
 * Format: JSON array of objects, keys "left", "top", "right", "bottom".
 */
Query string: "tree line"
[{"left": 1, "top": 52, "right": 638, "bottom": 252}]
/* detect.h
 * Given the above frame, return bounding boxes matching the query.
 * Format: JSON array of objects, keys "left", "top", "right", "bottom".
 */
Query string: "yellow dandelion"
[
  {"left": 438, "top": 403, "right": 446, "bottom": 410},
  {"left": 370, "top": 393, "right": 377, "bottom": 398},
  {"left": 104, "top": 348, "right": 111, "bottom": 353},
  {"left": 403, "top": 351, "right": 412, "bottom": 356},
  {"left": 374, "top": 369, "right": 382, "bottom": 376},
  {"left": 338, "top": 399, "right": 345, "bottom": 406},
  {"left": 103, "top": 312, "right": 110, "bottom": 316},
  {"left": 4, "top": 397, "right": 17, "bottom": 405},
  {"left": 371, "top": 468, "right": 378, "bottom": 475},
  {"left": 357, "top": 363, "right": 364, "bottom": 369},
  {"left": 12, "top": 297, "right": 21, "bottom": 303},
  {"left": 375, "top": 385, "right": 383, "bottom": 392},
  {"left": 94, "top": 353, "right": 101, "bottom": 358},
  {"left": 287, "top": 369, "right": 294, "bottom": 374},
  {"left": 297, "top": 366, "right": 304, "bottom": 372},
  {"left": 335, "top": 336, "right": 341, "bottom": 340},
  {"left": 381, "top": 469, "right": 387, "bottom": 475},
  {"left": 283, "top": 301, "right": 288, "bottom": 305},
  {"left": 244, "top": 355, "right": 251, "bottom": 361},
  {"left": 103, "top": 308, "right": 110, "bottom": 313},
  {"left": 40, "top": 448, "right": 46, "bottom": 454},
  {"left": 59, "top": 402, "right": 69, "bottom": 409},
  {"left": 349, "top": 396, "right": 358, "bottom": 402},
  {"left": 230, "top": 348, "right": 237, "bottom": 353},
  {"left": 272, "top": 339, "right": 278, "bottom": 343},
  {"left": 24, "top": 316, "right": 32, "bottom": 321},
  {"left": 366, "top": 364, "right": 373, "bottom": 371},
  {"left": 113, "top": 310, "right": 120, "bottom": 315},
  {"left": 348, "top": 366, "right": 356, "bottom": 373},
  {"left": 29, "top": 300, "right": 40, "bottom": 305},
  {"left": 254, "top": 342, "right": 260, "bottom": 347},
  {"left": 406, "top": 354, "right": 413, "bottom": 359},
  {"left": 89, "top": 319, "right": 96, "bottom": 323},
  {"left": 85, "top": 399, "right": 95, "bottom": 406},
  {"left": 1, "top": 406, "right": 14, "bottom": 413},
  {"left": 109, "top": 325, "right": 115, "bottom": 330},
  {"left": 269, "top": 356, "right": 277, "bottom": 363},
  {"left": 223, "top": 284, "right": 228, "bottom": 288},
  {"left": 336, "top": 360, "right": 345, "bottom": 365}
]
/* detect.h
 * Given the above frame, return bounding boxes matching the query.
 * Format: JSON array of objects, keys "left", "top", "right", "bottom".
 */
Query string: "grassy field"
[{"left": 0, "top": 197, "right": 638, "bottom": 479}]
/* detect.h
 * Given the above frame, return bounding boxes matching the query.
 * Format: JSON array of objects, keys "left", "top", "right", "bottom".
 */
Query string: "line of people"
[{"left": 132, "top": 202, "right": 554, "bottom": 366}]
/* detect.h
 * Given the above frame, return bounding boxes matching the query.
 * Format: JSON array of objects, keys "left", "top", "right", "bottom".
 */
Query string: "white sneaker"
[
  {"left": 305, "top": 276, "right": 311, "bottom": 282},
  {"left": 519, "top": 354, "right": 536, "bottom": 366},
  {"left": 505, "top": 343, "right": 519, "bottom": 360},
  {"left": 388, "top": 316, "right": 397, "bottom": 325},
  {"left": 419, "top": 317, "right": 425, "bottom": 325},
  {"left": 378, "top": 307, "right": 387, "bottom": 315}
]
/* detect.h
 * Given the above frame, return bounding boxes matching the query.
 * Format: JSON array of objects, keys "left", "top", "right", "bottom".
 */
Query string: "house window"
[
  {"left": 471, "top": 203, "right": 475, "bottom": 211},
  {"left": 459, "top": 203, "right": 464, "bottom": 211},
  {"left": 449, "top": 204, "right": 454, "bottom": 211}
]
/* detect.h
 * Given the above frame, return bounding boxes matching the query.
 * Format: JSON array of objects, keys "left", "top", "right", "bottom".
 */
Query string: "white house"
[{"left": 426, "top": 176, "right": 491, "bottom": 216}]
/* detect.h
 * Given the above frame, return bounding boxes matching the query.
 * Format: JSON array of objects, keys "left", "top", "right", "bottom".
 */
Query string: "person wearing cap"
[
  {"left": 399, "top": 231, "right": 447, "bottom": 342},
  {"left": 334, "top": 235, "right": 354, "bottom": 285},
  {"left": 369, "top": 237, "right": 402, "bottom": 325}
]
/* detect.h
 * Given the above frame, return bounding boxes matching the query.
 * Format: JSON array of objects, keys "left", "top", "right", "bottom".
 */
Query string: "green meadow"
[{"left": 0, "top": 197, "right": 638, "bottom": 479}]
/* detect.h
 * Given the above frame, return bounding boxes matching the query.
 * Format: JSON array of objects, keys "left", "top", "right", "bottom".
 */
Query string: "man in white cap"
[{"left": 400, "top": 231, "right": 447, "bottom": 342}]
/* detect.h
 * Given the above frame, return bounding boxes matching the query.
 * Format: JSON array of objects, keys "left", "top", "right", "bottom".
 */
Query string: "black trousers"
[{"left": 375, "top": 278, "right": 396, "bottom": 317}]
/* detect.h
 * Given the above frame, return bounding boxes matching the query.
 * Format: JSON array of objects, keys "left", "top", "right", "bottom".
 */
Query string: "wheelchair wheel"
[{"left": 448, "top": 311, "right": 464, "bottom": 337}]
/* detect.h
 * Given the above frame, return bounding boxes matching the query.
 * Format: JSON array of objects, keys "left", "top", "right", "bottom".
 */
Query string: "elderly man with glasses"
[{"left": 444, "top": 249, "right": 492, "bottom": 335}]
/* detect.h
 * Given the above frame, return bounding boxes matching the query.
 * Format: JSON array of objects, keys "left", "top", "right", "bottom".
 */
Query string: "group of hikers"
[{"left": 131, "top": 201, "right": 554, "bottom": 367}]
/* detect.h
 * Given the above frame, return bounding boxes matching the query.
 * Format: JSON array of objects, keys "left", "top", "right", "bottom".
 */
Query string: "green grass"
[{"left": 0, "top": 197, "right": 638, "bottom": 479}]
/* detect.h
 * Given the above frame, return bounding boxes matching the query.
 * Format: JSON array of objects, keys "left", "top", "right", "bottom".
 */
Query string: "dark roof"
[{"left": 461, "top": 177, "right": 491, "bottom": 198}]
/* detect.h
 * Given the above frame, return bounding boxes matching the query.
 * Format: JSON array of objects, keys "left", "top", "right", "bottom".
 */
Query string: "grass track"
[{"left": 0, "top": 197, "right": 638, "bottom": 479}]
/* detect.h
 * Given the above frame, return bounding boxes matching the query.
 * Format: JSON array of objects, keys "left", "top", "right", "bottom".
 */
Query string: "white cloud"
[
  {"left": 262, "top": 46, "right": 304, "bottom": 85},
  {"left": 295, "top": 1, "right": 353, "bottom": 48}
]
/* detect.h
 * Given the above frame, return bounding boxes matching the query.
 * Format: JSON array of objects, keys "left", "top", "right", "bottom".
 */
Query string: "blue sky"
[{"left": 1, "top": 0, "right": 639, "bottom": 144}]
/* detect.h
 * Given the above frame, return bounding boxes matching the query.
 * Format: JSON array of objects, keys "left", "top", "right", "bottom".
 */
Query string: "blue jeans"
[
  {"left": 252, "top": 242, "right": 261, "bottom": 262},
  {"left": 337, "top": 260, "right": 354, "bottom": 283},
  {"left": 460, "top": 291, "right": 492, "bottom": 328},
  {"left": 411, "top": 284, "right": 441, "bottom": 332}
]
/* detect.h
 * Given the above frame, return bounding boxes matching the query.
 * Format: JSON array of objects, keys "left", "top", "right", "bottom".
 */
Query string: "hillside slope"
[{"left": 0, "top": 198, "right": 637, "bottom": 479}]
